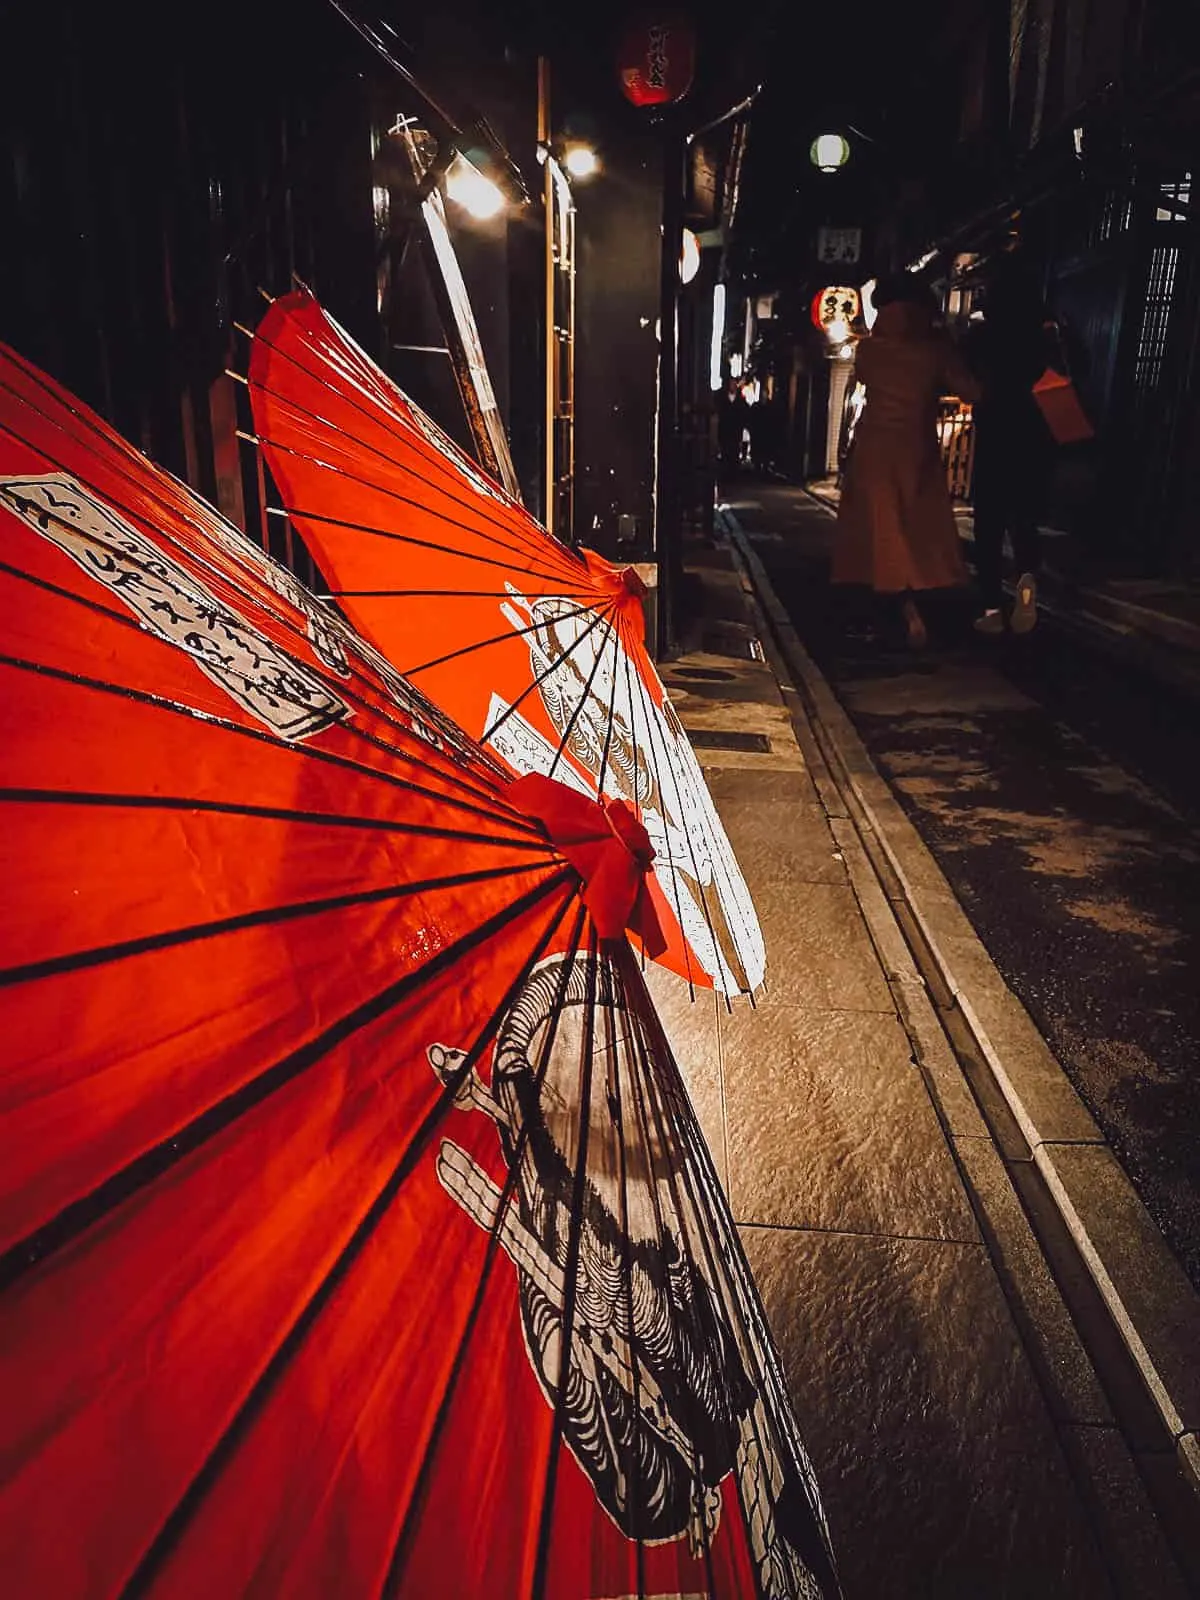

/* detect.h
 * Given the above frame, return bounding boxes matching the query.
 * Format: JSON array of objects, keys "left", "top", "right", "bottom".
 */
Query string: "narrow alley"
[{"left": 724, "top": 483, "right": 1200, "bottom": 1296}]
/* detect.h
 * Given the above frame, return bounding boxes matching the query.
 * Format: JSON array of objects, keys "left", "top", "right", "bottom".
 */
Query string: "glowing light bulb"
[
  {"left": 445, "top": 155, "right": 505, "bottom": 220},
  {"left": 563, "top": 145, "right": 598, "bottom": 179}
]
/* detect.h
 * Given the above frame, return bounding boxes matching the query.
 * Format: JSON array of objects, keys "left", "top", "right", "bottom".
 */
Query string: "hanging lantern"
[
  {"left": 811, "top": 285, "right": 861, "bottom": 343},
  {"left": 617, "top": 12, "right": 697, "bottom": 107},
  {"left": 810, "top": 133, "right": 850, "bottom": 173}
]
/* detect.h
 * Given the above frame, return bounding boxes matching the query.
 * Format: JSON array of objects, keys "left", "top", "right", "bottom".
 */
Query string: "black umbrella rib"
[
  {"left": 628, "top": 981, "right": 742, "bottom": 1594},
  {"left": 322, "top": 588, "right": 595, "bottom": 599},
  {"left": 245, "top": 364, "right": 555, "bottom": 568},
  {"left": 616, "top": 952, "right": 721, "bottom": 1596},
  {"left": 0, "top": 787, "right": 550, "bottom": 851},
  {"left": 625, "top": 963, "right": 839, "bottom": 1596},
  {"left": 261, "top": 490, "right": 572, "bottom": 588},
  {"left": 621, "top": 636, "right": 698, "bottom": 999},
  {"left": 546, "top": 607, "right": 617, "bottom": 785},
  {"left": 529, "top": 928, "right": 602, "bottom": 1600},
  {"left": 593, "top": 602, "right": 625, "bottom": 802},
  {"left": 0, "top": 652, "right": 538, "bottom": 837},
  {"left": 0, "top": 549, "right": 525, "bottom": 825},
  {"left": 626, "top": 620, "right": 733, "bottom": 1004},
  {"left": 116, "top": 882, "right": 581, "bottom": 1600},
  {"left": 0, "top": 403, "right": 501, "bottom": 782},
  {"left": 0, "top": 449, "right": 524, "bottom": 822},
  {"left": 0, "top": 867, "right": 576, "bottom": 1298},
  {"left": 402, "top": 603, "right": 597, "bottom": 679},
  {"left": 0, "top": 859, "right": 555, "bottom": 990},
  {"left": 593, "top": 959, "right": 649, "bottom": 1600},
  {"left": 247, "top": 322, "right": 583, "bottom": 564},
  {"left": 481, "top": 602, "right": 615, "bottom": 747},
  {"left": 380, "top": 903, "right": 590, "bottom": 1598}
]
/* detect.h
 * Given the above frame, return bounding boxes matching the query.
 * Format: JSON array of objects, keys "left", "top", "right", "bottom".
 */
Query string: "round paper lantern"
[
  {"left": 811, "top": 285, "right": 861, "bottom": 338},
  {"left": 810, "top": 133, "right": 850, "bottom": 172},
  {"left": 617, "top": 13, "right": 697, "bottom": 107}
]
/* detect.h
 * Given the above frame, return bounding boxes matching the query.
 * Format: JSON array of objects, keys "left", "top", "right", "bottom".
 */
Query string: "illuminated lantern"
[
  {"left": 810, "top": 133, "right": 850, "bottom": 173},
  {"left": 679, "top": 227, "right": 701, "bottom": 284},
  {"left": 811, "top": 285, "right": 861, "bottom": 342},
  {"left": 617, "top": 12, "right": 697, "bottom": 107}
]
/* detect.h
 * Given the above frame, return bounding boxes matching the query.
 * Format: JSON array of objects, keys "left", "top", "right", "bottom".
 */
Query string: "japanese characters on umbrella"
[
  {"left": 245, "top": 290, "right": 766, "bottom": 1001},
  {"left": 0, "top": 345, "right": 839, "bottom": 1598}
]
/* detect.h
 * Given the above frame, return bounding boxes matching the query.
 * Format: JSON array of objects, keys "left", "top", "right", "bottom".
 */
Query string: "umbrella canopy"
[
  {"left": 0, "top": 345, "right": 838, "bottom": 1599},
  {"left": 247, "top": 292, "right": 766, "bottom": 999}
]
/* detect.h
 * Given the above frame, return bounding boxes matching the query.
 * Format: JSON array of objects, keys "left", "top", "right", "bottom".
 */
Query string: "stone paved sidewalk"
[{"left": 651, "top": 544, "right": 1166, "bottom": 1599}]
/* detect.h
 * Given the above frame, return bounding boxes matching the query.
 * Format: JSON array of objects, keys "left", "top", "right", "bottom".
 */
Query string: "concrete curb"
[{"left": 722, "top": 511, "right": 1200, "bottom": 1498}]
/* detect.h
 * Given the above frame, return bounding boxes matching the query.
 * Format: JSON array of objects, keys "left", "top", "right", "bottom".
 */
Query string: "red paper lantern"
[
  {"left": 811, "top": 285, "right": 860, "bottom": 332},
  {"left": 617, "top": 12, "right": 696, "bottom": 107}
]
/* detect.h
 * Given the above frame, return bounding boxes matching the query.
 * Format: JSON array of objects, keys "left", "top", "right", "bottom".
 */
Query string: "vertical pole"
[
  {"left": 565, "top": 198, "right": 577, "bottom": 543},
  {"left": 655, "top": 126, "right": 684, "bottom": 656},
  {"left": 538, "top": 55, "right": 556, "bottom": 535}
]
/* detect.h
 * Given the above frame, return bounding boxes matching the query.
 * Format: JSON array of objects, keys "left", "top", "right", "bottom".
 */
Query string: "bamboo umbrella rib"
[
  {"left": 481, "top": 601, "right": 619, "bottom": 748},
  {"left": 0, "top": 406, "right": 524, "bottom": 812},
  {"left": 402, "top": 605, "right": 600, "bottom": 681},
  {"left": 545, "top": 609, "right": 619, "bottom": 787},
  {"left": 0, "top": 868, "right": 577, "bottom": 1298},
  {"left": 528, "top": 926, "right": 602, "bottom": 1600},
  {"left": 0, "top": 650, "right": 544, "bottom": 837},
  {"left": 0, "top": 860, "right": 555, "bottom": 990},
  {"left": 247, "top": 358, "right": 560, "bottom": 569},
  {"left": 0, "top": 787, "right": 553, "bottom": 852},
  {"left": 380, "top": 900, "right": 590, "bottom": 1596},
  {"left": 250, "top": 317, "right": 570, "bottom": 561},
  {"left": 618, "top": 954, "right": 721, "bottom": 1593},
  {"left": 113, "top": 879, "right": 581, "bottom": 1600}
]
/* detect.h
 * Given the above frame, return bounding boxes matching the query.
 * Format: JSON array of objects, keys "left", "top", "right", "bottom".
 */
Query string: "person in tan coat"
[{"left": 832, "top": 276, "right": 979, "bottom": 648}]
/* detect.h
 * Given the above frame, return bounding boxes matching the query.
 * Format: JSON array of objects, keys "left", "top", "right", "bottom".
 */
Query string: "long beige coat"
[{"left": 833, "top": 302, "right": 979, "bottom": 594}]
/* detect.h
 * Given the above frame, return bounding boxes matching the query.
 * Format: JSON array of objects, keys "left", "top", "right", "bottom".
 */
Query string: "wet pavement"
[
  {"left": 722, "top": 480, "right": 1200, "bottom": 1298},
  {"left": 635, "top": 543, "right": 1200, "bottom": 1599}
]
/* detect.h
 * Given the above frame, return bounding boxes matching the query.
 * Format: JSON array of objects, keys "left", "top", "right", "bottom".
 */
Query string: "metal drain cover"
[{"left": 686, "top": 729, "right": 772, "bottom": 753}]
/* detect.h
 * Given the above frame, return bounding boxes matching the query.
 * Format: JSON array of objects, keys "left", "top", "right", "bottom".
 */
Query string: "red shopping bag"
[{"left": 1033, "top": 365, "right": 1094, "bottom": 445}]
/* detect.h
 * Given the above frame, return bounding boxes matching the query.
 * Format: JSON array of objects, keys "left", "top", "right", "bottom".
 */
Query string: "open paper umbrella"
[
  {"left": 0, "top": 346, "right": 838, "bottom": 1599},
  {"left": 246, "top": 292, "right": 766, "bottom": 1000}
]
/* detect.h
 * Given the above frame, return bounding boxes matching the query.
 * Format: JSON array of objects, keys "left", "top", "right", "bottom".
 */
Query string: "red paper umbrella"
[
  {"left": 0, "top": 347, "right": 839, "bottom": 1598},
  {"left": 246, "top": 291, "right": 766, "bottom": 1001}
]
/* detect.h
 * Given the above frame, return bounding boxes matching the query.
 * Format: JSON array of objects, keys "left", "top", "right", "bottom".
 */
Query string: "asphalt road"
[{"left": 724, "top": 480, "right": 1200, "bottom": 1295}]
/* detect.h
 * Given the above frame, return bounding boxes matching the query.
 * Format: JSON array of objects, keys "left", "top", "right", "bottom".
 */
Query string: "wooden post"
[{"left": 538, "top": 56, "right": 556, "bottom": 535}]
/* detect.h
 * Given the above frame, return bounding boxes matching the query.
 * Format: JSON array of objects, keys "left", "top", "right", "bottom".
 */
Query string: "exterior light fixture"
[
  {"left": 710, "top": 282, "right": 726, "bottom": 390},
  {"left": 679, "top": 228, "right": 701, "bottom": 285},
  {"left": 563, "top": 144, "right": 599, "bottom": 179},
  {"left": 445, "top": 154, "right": 505, "bottom": 221},
  {"left": 810, "top": 133, "right": 850, "bottom": 173}
]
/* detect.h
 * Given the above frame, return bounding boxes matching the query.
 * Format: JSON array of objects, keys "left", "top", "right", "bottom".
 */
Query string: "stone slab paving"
[{"left": 654, "top": 595, "right": 1119, "bottom": 1596}]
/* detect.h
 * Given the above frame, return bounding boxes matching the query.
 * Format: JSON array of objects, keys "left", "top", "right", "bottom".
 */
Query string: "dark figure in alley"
[
  {"left": 967, "top": 249, "right": 1055, "bottom": 635},
  {"left": 718, "top": 378, "right": 750, "bottom": 475}
]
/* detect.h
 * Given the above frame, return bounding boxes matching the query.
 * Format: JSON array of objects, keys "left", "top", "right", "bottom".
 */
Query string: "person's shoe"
[
  {"left": 1010, "top": 572, "right": 1038, "bottom": 634},
  {"left": 973, "top": 607, "right": 1004, "bottom": 636}
]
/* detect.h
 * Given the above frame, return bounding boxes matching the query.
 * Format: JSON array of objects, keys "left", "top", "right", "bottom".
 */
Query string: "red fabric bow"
[{"left": 507, "top": 773, "right": 667, "bottom": 954}]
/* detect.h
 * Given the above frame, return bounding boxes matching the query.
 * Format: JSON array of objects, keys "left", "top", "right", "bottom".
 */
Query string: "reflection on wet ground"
[{"left": 735, "top": 484, "right": 1200, "bottom": 1292}]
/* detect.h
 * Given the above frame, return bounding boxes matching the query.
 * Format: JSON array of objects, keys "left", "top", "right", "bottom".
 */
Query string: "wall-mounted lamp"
[{"left": 445, "top": 153, "right": 505, "bottom": 221}]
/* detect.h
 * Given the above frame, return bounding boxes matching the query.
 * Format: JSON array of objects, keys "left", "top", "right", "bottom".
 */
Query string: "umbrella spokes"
[{"left": 248, "top": 291, "right": 768, "bottom": 999}]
